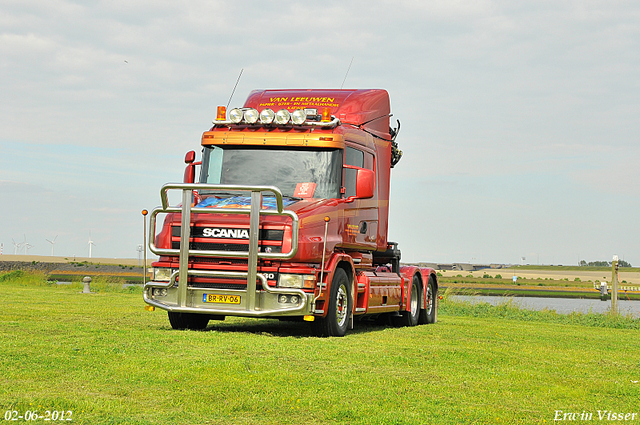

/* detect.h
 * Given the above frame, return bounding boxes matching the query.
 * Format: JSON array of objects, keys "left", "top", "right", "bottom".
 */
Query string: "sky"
[{"left": 1, "top": 0, "right": 639, "bottom": 266}]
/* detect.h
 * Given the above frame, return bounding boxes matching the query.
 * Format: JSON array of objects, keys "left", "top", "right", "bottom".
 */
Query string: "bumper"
[{"left": 144, "top": 270, "right": 314, "bottom": 317}]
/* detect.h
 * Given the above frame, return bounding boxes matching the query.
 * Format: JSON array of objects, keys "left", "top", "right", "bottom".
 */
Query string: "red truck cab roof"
[{"left": 242, "top": 89, "right": 391, "bottom": 139}]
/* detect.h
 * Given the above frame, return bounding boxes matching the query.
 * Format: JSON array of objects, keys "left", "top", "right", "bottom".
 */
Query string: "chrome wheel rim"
[
  {"left": 426, "top": 284, "right": 433, "bottom": 315},
  {"left": 410, "top": 281, "right": 419, "bottom": 316},
  {"left": 335, "top": 284, "right": 348, "bottom": 327}
]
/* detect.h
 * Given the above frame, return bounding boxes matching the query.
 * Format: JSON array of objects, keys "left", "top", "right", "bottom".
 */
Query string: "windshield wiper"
[
  {"left": 198, "top": 191, "right": 243, "bottom": 197},
  {"left": 265, "top": 194, "right": 302, "bottom": 202}
]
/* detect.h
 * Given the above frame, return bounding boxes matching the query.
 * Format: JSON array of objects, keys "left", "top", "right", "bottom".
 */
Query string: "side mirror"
[
  {"left": 355, "top": 168, "right": 375, "bottom": 199},
  {"left": 183, "top": 151, "right": 196, "bottom": 183},
  {"left": 184, "top": 164, "right": 196, "bottom": 183}
]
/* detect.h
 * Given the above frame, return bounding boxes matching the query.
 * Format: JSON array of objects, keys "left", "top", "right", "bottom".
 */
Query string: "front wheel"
[
  {"left": 418, "top": 276, "right": 437, "bottom": 324},
  {"left": 313, "top": 268, "right": 351, "bottom": 337}
]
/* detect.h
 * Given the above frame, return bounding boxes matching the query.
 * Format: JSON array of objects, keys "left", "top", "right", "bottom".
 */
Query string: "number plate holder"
[{"left": 202, "top": 294, "right": 241, "bottom": 304}]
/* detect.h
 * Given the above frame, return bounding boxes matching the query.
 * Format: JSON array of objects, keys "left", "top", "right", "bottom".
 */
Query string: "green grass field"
[{"left": 1, "top": 272, "right": 639, "bottom": 424}]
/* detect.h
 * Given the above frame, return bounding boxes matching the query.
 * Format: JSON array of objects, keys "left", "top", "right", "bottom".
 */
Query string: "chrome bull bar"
[
  {"left": 144, "top": 183, "right": 304, "bottom": 315},
  {"left": 143, "top": 269, "right": 309, "bottom": 316}
]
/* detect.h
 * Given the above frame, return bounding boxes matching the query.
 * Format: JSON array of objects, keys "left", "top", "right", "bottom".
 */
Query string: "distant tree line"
[{"left": 578, "top": 260, "right": 632, "bottom": 267}]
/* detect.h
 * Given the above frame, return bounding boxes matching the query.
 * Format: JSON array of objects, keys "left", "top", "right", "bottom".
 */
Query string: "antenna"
[
  {"left": 340, "top": 57, "right": 354, "bottom": 90},
  {"left": 46, "top": 235, "right": 58, "bottom": 256},
  {"left": 87, "top": 232, "right": 96, "bottom": 258},
  {"left": 226, "top": 69, "right": 244, "bottom": 109}
]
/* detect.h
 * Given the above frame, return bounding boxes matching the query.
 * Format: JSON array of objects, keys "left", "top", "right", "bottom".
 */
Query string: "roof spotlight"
[
  {"left": 244, "top": 108, "right": 259, "bottom": 124},
  {"left": 291, "top": 109, "right": 307, "bottom": 125},
  {"left": 275, "top": 109, "right": 291, "bottom": 125},
  {"left": 229, "top": 108, "right": 244, "bottom": 123},
  {"left": 260, "top": 109, "right": 275, "bottom": 124}
]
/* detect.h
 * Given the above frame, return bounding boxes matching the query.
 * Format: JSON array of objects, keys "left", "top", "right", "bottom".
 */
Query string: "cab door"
[{"left": 341, "top": 146, "right": 378, "bottom": 250}]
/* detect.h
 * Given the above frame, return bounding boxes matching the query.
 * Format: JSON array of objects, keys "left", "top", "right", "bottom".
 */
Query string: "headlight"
[
  {"left": 244, "top": 108, "right": 259, "bottom": 124},
  {"left": 153, "top": 288, "right": 168, "bottom": 297},
  {"left": 275, "top": 109, "right": 291, "bottom": 125},
  {"left": 260, "top": 108, "right": 275, "bottom": 124},
  {"left": 278, "top": 274, "right": 316, "bottom": 289},
  {"left": 291, "top": 109, "right": 307, "bottom": 125},
  {"left": 153, "top": 268, "right": 173, "bottom": 282},
  {"left": 229, "top": 108, "right": 244, "bottom": 123}
]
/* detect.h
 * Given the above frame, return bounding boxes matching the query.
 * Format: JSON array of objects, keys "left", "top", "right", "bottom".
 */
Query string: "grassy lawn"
[{"left": 1, "top": 272, "right": 639, "bottom": 424}]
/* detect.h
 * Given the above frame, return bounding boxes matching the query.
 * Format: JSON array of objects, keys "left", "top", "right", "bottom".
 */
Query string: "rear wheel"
[
  {"left": 418, "top": 276, "right": 437, "bottom": 324},
  {"left": 313, "top": 268, "right": 351, "bottom": 337},
  {"left": 168, "top": 312, "right": 210, "bottom": 330},
  {"left": 395, "top": 274, "right": 420, "bottom": 327}
]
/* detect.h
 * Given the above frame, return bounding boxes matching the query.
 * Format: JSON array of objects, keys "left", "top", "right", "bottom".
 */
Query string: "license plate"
[{"left": 203, "top": 294, "right": 241, "bottom": 304}]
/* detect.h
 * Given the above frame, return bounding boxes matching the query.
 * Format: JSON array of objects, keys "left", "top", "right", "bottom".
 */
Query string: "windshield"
[{"left": 200, "top": 146, "right": 342, "bottom": 199}]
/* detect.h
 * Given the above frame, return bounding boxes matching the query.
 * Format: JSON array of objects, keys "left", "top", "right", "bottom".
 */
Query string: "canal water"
[{"left": 452, "top": 295, "right": 640, "bottom": 319}]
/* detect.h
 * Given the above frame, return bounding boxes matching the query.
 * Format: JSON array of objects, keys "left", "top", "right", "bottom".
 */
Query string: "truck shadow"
[{"left": 201, "top": 318, "right": 391, "bottom": 338}]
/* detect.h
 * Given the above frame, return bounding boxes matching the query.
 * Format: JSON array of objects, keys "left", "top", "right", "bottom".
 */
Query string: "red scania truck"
[{"left": 143, "top": 89, "right": 438, "bottom": 336}]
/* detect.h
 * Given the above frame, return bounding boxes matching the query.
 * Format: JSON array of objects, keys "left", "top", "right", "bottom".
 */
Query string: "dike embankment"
[{"left": 0, "top": 256, "right": 149, "bottom": 280}]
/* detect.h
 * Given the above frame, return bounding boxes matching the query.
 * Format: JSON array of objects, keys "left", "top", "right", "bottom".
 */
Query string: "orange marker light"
[
  {"left": 141, "top": 209, "right": 148, "bottom": 216},
  {"left": 216, "top": 106, "right": 226, "bottom": 121},
  {"left": 321, "top": 107, "right": 332, "bottom": 122}
]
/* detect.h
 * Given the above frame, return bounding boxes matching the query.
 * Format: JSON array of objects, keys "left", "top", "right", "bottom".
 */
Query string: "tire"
[
  {"left": 313, "top": 268, "right": 351, "bottom": 337},
  {"left": 394, "top": 274, "right": 420, "bottom": 327},
  {"left": 418, "top": 276, "right": 437, "bottom": 324},
  {"left": 168, "top": 312, "right": 210, "bottom": 330}
]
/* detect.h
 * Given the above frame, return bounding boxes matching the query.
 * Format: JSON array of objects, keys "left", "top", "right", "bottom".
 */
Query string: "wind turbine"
[
  {"left": 46, "top": 235, "right": 58, "bottom": 256},
  {"left": 87, "top": 232, "right": 96, "bottom": 258},
  {"left": 21, "top": 234, "right": 30, "bottom": 255},
  {"left": 12, "top": 239, "right": 20, "bottom": 255}
]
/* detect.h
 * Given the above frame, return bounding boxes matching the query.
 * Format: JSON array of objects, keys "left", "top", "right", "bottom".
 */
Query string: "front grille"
[
  {"left": 193, "top": 258, "right": 248, "bottom": 265},
  {"left": 192, "top": 281, "right": 252, "bottom": 290},
  {"left": 171, "top": 241, "right": 282, "bottom": 253},
  {"left": 172, "top": 226, "right": 283, "bottom": 240},
  {"left": 189, "top": 275, "right": 277, "bottom": 290},
  {"left": 171, "top": 225, "right": 284, "bottom": 254}
]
